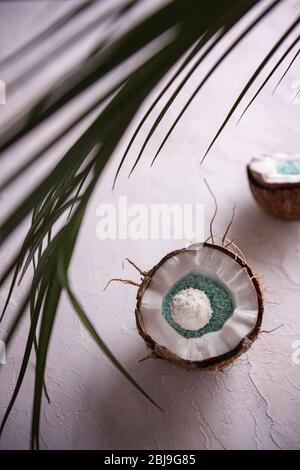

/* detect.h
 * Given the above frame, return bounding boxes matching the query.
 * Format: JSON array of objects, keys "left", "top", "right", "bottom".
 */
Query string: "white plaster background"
[{"left": 0, "top": 0, "right": 300, "bottom": 450}]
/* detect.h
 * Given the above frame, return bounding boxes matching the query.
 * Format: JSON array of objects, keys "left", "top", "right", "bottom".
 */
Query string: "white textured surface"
[{"left": 1, "top": 0, "right": 300, "bottom": 450}]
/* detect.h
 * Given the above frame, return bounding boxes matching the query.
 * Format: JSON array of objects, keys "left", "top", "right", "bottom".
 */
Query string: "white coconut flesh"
[
  {"left": 139, "top": 244, "right": 259, "bottom": 362},
  {"left": 249, "top": 153, "right": 300, "bottom": 186}
]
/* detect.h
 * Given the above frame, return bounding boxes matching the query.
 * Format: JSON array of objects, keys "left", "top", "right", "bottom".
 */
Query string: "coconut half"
[
  {"left": 247, "top": 153, "right": 300, "bottom": 220},
  {"left": 136, "top": 242, "right": 263, "bottom": 370}
]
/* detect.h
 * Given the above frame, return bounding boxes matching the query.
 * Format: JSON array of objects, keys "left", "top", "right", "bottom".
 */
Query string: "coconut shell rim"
[
  {"left": 247, "top": 165, "right": 300, "bottom": 191},
  {"left": 135, "top": 243, "right": 264, "bottom": 371}
]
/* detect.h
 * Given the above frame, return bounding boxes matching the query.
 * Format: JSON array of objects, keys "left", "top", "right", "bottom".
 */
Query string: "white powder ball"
[{"left": 170, "top": 288, "right": 212, "bottom": 330}]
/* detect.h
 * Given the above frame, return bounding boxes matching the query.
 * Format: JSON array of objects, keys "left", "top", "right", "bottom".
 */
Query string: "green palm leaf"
[
  {"left": 273, "top": 45, "right": 300, "bottom": 94},
  {"left": 202, "top": 14, "right": 300, "bottom": 162},
  {"left": 149, "top": 0, "right": 284, "bottom": 166}
]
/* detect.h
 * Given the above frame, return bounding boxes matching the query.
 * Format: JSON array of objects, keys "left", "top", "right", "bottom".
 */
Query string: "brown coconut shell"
[
  {"left": 247, "top": 165, "right": 300, "bottom": 220},
  {"left": 135, "top": 243, "right": 263, "bottom": 371}
]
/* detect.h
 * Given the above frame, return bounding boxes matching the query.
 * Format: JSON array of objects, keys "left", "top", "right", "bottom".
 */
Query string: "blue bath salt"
[
  {"left": 276, "top": 160, "right": 300, "bottom": 176},
  {"left": 161, "top": 273, "right": 234, "bottom": 339}
]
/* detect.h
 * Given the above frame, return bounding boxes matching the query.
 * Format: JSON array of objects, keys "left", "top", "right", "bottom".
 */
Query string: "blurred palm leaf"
[{"left": 0, "top": 0, "right": 299, "bottom": 449}]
